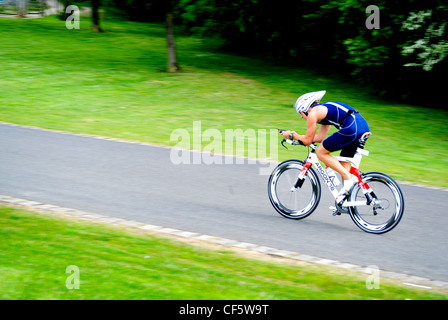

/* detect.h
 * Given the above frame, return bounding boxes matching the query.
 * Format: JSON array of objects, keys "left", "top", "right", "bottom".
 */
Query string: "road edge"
[{"left": 1, "top": 194, "right": 447, "bottom": 291}]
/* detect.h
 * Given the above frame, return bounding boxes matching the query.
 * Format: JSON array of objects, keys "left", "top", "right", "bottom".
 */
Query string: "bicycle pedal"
[{"left": 329, "top": 206, "right": 341, "bottom": 216}]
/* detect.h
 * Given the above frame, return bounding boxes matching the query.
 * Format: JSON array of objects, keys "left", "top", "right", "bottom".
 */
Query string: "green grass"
[
  {"left": 0, "top": 16, "right": 447, "bottom": 188},
  {"left": 1, "top": 205, "right": 446, "bottom": 300}
]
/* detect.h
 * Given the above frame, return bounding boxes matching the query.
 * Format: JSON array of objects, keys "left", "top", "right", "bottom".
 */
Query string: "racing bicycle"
[{"left": 267, "top": 131, "right": 404, "bottom": 234}]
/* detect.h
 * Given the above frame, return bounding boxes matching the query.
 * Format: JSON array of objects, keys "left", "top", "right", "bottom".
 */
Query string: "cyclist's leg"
[
  {"left": 317, "top": 131, "right": 356, "bottom": 181},
  {"left": 320, "top": 114, "right": 370, "bottom": 178},
  {"left": 339, "top": 114, "right": 370, "bottom": 170},
  {"left": 316, "top": 142, "right": 352, "bottom": 181},
  {"left": 339, "top": 143, "right": 358, "bottom": 171}
]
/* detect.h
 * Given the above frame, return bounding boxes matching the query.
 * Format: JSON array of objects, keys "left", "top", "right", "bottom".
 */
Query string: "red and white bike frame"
[{"left": 291, "top": 141, "right": 375, "bottom": 207}]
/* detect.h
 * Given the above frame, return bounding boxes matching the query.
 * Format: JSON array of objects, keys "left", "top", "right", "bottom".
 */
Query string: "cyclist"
[{"left": 280, "top": 90, "right": 370, "bottom": 202}]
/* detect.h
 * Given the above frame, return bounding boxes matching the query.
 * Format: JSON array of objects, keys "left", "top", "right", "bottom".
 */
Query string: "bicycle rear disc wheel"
[
  {"left": 349, "top": 172, "right": 404, "bottom": 234},
  {"left": 268, "top": 160, "right": 321, "bottom": 219}
]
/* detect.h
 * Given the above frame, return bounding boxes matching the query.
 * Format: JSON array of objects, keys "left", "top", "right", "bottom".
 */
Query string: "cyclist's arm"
[
  {"left": 297, "top": 112, "right": 319, "bottom": 145},
  {"left": 313, "top": 124, "right": 331, "bottom": 143},
  {"left": 281, "top": 106, "right": 330, "bottom": 144}
]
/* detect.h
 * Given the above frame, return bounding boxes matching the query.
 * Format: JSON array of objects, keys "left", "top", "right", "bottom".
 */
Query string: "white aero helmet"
[{"left": 294, "top": 90, "right": 326, "bottom": 114}]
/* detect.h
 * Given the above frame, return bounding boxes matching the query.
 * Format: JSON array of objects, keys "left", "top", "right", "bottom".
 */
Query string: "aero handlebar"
[{"left": 277, "top": 129, "right": 317, "bottom": 150}]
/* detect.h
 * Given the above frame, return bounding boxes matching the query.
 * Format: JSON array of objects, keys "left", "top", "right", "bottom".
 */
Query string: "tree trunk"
[
  {"left": 91, "top": 0, "right": 103, "bottom": 32},
  {"left": 166, "top": 12, "right": 180, "bottom": 73},
  {"left": 17, "top": 0, "right": 27, "bottom": 18}
]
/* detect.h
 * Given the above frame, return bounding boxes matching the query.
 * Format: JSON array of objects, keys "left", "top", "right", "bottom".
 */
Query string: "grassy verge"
[
  {"left": 0, "top": 16, "right": 447, "bottom": 188},
  {"left": 1, "top": 205, "right": 446, "bottom": 300}
]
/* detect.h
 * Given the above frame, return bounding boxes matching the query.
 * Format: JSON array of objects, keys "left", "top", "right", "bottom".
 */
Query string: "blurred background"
[
  {"left": 1, "top": 0, "right": 447, "bottom": 186},
  {"left": 1, "top": 0, "right": 448, "bottom": 301},
  {"left": 2, "top": 0, "right": 446, "bottom": 105}
]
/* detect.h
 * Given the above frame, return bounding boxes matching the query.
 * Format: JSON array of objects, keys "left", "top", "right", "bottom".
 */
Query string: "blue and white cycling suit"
[{"left": 317, "top": 102, "right": 370, "bottom": 157}]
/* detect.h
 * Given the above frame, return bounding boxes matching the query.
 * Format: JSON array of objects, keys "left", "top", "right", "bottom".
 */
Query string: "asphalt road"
[{"left": 1, "top": 123, "right": 447, "bottom": 282}]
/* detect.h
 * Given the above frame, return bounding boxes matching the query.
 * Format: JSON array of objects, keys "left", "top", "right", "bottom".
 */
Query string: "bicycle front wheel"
[
  {"left": 348, "top": 172, "right": 404, "bottom": 234},
  {"left": 268, "top": 160, "right": 321, "bottom": 219}
]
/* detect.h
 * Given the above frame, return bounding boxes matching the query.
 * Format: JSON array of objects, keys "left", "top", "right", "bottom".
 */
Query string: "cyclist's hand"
[
  {"left": 280, "top": 130, "right": 291, "bottom": 139},
  {"left": 281, "top": 130, "right": 297, "bottom": 140}
]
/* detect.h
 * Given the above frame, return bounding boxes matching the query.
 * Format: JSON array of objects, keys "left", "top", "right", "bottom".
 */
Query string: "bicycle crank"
[{"left": 329, "top": 201, "right": 349, "bottom": 216}]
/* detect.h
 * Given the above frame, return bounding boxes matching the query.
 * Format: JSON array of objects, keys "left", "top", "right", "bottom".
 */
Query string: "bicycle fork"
[{"left": 291, "top": 161, "right": 312, "bottom": 191}]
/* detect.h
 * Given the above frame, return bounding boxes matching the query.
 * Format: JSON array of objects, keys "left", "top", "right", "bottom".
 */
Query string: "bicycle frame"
[{"left": 288, "top": 141, "right": 376, "bottom": 207}]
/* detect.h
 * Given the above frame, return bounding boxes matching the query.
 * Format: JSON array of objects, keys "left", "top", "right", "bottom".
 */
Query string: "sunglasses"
[{"left": 303, "top": 111, "right": 308, "bottom": 116}]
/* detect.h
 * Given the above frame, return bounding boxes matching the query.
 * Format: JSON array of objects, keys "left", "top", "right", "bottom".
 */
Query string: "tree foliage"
[
  {"left": 104, "top": 0, "right": 447, "bottom": 105},
  {"left": 401, "top": 5, "right": 448, "bottom": 72}
]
